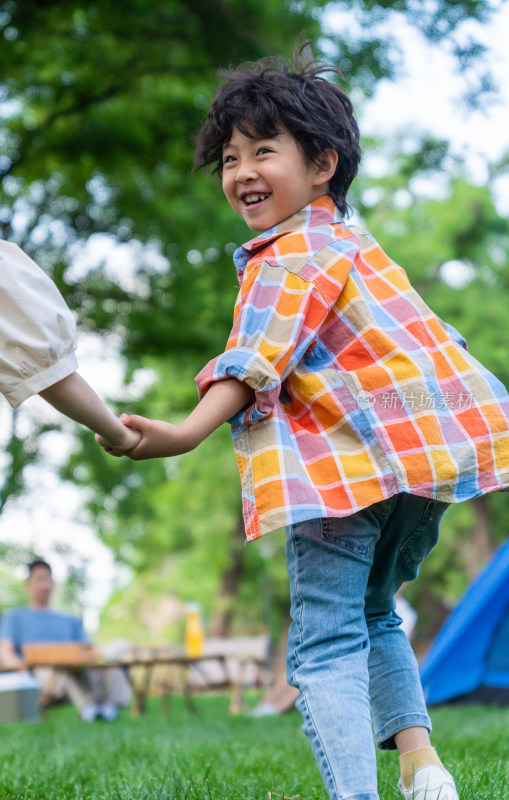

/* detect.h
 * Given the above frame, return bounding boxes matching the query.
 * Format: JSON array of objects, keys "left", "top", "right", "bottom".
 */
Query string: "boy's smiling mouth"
[{"left": 242, "top": 192, "right": 271, "bottom": 206}]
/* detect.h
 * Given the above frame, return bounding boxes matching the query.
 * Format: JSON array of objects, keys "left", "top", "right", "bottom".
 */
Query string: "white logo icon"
[{"left": 357, "top": 390, "right": 376, "bottom": 410}]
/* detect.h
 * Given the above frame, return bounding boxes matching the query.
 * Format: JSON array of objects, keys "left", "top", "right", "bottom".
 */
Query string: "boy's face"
[{"left": 222, "top": 127, "right": 332, "bottom": 232}]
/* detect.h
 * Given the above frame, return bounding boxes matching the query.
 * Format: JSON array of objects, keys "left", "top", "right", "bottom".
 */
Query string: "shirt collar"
[{"left": 233, "top": 195, "right": 343, "bottom": 275}]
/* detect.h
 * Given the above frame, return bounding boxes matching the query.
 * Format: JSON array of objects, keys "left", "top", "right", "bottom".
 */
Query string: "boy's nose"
[{"left": 235, "top": 162, "right": 257, "bottom": 183}]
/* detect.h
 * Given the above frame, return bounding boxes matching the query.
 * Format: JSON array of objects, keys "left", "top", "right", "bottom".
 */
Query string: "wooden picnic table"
[{"left": 1, "top": 644, "right": 269, "bottom": 717}]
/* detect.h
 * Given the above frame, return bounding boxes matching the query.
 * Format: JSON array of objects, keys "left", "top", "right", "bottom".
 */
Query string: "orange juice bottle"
[{"left": 185, "top": 602, "right": 204, "bottom": 658}]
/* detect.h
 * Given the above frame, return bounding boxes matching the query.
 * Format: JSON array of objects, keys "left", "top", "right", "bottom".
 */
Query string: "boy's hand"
[
  {"left": 97, "top": 414, "right": 198, "bottom": 460},
  {"left": 97, "top": 378, "right": 255, "bottom": 460}
]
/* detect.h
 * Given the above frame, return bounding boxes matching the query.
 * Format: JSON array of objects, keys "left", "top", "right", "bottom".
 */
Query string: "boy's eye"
[
  {"left": 223, "top": 154, "right": 236, "bottom": 165},
  {"left": 257, "top": 146, "right": 272, "bottom": 155}
]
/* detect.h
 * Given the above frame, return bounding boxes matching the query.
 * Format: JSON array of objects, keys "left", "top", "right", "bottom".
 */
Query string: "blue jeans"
[{"left": 285, "top": 494, "right": 449, "bottom": 800}]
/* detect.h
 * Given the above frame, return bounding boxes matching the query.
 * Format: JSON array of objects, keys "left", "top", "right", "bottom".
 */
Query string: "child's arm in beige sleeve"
[{"left": 40, "top": 372, "right": 141, "bottom": 452}]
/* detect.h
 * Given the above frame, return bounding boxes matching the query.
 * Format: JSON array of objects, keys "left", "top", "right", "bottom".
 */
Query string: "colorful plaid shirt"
[{"left": 195, "top": 196, "right": 509, "bottom": 541}]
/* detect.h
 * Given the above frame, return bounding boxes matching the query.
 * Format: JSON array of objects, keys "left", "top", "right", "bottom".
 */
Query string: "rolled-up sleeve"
[
  {"left": 195, "top": 257, "right": 345, "bottom": 425},
  {"left": 0, "top": 241, "right": 78, "bottom": 407}
]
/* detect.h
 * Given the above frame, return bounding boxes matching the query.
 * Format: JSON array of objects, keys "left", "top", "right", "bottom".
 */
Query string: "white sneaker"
[
  {"left": 97, "top": 702, "right": 118, "bottom": 722},
  {"left": 80, "top": 702, "right": 99, "bottom": 722},
  {"left": 398, "top": 765, "right": 459, "bottom": 800},
  {"left": 249, "top": 702, "right": 277, "bottom": 717}
]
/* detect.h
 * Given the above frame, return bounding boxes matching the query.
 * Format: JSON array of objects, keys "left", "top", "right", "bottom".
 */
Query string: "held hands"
[
  {"left": 96, "top": 378, "right": 253, "bottom": 460},
  {"left": 108, "top": 422, "right": 142, "bottom": 454},
  {"left": 96, "top": 414, "right": 198, "bottom": 460}
]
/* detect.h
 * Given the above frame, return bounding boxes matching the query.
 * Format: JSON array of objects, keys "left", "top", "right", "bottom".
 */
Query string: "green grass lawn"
[{"left": 1, "top": 695, "right": 508, "bottom": 799}]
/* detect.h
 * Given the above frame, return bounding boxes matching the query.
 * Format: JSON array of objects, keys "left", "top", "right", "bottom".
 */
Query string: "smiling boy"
[
  {"left": 99, "top": 51, "right": 509, "bottom": 800},
  {"left": 221, "top": 127, "right": 337, "bottom": 231}
]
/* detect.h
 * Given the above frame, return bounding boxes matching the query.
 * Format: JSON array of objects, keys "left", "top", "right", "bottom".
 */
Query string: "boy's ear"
[{"left": 313, "top": 149, "right": 339, "bottom": 186}]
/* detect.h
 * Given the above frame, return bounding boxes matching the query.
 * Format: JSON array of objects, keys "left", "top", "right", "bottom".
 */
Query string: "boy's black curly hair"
[{"left": 194, "top": 44, "right": 361, "bottom": 217}]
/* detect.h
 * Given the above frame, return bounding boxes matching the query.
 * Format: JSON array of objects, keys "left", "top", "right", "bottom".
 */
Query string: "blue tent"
[{"left": 420, "top": 537, "right": 509, "bottom": 705}]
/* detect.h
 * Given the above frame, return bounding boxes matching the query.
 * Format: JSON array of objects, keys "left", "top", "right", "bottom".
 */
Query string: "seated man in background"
[{"left": 0, "top": 559, "right": 131, "bottom": 721}]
